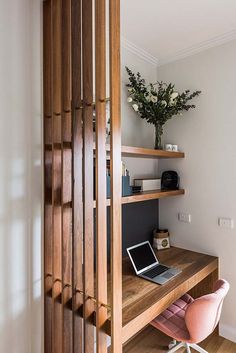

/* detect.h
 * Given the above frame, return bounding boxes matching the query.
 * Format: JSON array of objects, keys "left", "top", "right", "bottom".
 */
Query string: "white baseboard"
[{"left": 220, "top": 323, "right": 236, "bottom": 343}]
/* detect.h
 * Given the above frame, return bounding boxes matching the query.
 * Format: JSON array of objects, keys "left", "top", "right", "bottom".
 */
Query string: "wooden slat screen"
[
  {"left": 82, "top": 0, "right": 95, "bottom": 351},
  {"left": 43, "top": 1, "right": 53, "bottom": 352},
  {"left": 52, "top": 1, "right": 63, "bottom": 353},
  {"left": 61, "top": 0, "right": 73, "bottom": 353},
  {"left": 71, "top": 0, "right": 83, "bottom": 351},
  {"left": 95, "top": 0, "right": 108, "bottom": 352},
  {"left": 43, "top": 0, "right": 122, "bottom": 352},
  {"left": 109, "top": 0, "right": 122, "bottom": 352}
]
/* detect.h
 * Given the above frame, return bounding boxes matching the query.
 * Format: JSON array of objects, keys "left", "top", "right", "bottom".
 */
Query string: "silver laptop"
[{"left": 127, "top": 241, "right": 181, "bottom": 285}]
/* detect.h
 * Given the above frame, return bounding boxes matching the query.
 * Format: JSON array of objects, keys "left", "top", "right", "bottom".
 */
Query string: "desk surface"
[{"left": 106, "top": 246, "right": 218, "bottom": 343}]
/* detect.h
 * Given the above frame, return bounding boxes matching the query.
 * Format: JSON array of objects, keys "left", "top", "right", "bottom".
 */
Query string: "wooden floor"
[{"left": 123, "top": 326, "right": 236, "bottom": 353}]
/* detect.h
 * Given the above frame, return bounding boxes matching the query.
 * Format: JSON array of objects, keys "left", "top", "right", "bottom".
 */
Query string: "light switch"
[
  {"left": 218, "top": 217, "right": 234, "bottom": 229},
  {"left": 178, "top": 213, "right": 191, "bottom": 223}
]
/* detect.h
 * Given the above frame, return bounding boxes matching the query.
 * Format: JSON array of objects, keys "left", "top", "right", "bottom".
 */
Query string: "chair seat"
[{"left": 150, "top": 293, "right": 194, "bottom": 342}]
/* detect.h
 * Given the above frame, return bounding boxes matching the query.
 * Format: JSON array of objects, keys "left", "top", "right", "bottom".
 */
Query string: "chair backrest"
[{"left": 185, "top": 279, "right": 230, "bottom": 343}]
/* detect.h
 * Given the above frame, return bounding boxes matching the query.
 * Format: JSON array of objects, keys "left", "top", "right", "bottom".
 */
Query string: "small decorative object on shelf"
[
  {"left": 153, "top": 229, "right": 170, "bottom": 250},
  {"left": 134, "top": 178, "right": 161, "bottom": 192},
  {"left": 165, "top": 143, "right": 173, "bottom": 151},
  {"left": 125, "top": 67, "right": 201, "bottom": 149},
  {"left": 161, "top": 171, "right": 179, "bottom": 190},
  {"left": 106, "top": 160, "right": 132, "bottom": 198},
  {"left": 165, "top": 144, "right": 179, "bottom": 152}
]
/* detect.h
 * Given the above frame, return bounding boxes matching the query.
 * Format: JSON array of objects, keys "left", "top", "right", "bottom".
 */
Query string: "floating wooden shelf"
[
  {"left": 93, "top": 189, "right": 185, "bottom": 208},
  {"left": 93, "top": 144, "right": 185, "bottom": 159}
]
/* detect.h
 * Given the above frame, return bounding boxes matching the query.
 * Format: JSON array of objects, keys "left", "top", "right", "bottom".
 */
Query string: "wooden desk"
[{"left": 106, "top": 246, "right": 218, "bottom": 344}]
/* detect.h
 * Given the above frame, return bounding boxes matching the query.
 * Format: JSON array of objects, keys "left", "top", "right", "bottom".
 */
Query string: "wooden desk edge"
[{"left": 119, "top": 257, "right": 218, "bottom": 343}]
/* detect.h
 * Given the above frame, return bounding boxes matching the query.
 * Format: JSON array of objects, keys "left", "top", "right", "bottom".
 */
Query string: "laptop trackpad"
[{"left": 161, "top": 272, "right": 174, "bottom": 279}]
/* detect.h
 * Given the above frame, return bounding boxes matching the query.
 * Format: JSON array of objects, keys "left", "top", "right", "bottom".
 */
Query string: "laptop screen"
[{"left": 128, "top": 242, "right": 157, "bottom": 272}]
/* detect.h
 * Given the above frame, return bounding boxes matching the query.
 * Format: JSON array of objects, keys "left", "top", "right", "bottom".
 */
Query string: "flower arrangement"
[{"left": 126, "top": 67, "right": 201, "bottom": 149}]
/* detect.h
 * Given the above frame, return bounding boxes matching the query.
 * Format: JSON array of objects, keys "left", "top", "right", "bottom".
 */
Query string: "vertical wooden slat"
[
  {"left": 95, "top": 0, "right": 108, "bottom": 352},
  {"left": 43, "top": 1, "right": 53, "bottom": 353},
  {"left": 61, "top": 0, "right": 72, "bottom": 352},
  {"left": 52, "top": 0, "right": 63, "bottom": 353},
  {"left": 82, "top": 0, "right": 95, "bottom": 351},
  {"left": 71, "top": 0, "right": 83, "bottom": 352},
  {"left": 109, "top": 0, "right": 122, "bottom": 352}
]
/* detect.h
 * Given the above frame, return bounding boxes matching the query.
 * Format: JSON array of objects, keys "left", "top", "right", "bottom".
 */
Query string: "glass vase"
[{"left": 154, "top": 124, "right": 163, "bottom": 150}]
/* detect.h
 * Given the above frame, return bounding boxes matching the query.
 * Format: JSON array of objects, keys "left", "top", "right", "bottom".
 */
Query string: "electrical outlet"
[
  {"left": 218, "top": 217, "right": 234, "bottom": 229},
  {"left": 178, "top": 213, "right": 191, "bottom": 223}
]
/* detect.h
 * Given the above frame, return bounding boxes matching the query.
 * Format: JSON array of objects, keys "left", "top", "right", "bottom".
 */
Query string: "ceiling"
[{"left": 121, "top": 0, "right": 236, "bottom": 65}]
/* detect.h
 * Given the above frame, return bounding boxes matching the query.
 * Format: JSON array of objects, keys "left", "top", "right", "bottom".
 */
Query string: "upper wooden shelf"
[
  {"left": 93, "top": 144, "right": 185, "bottom": 159},
  {"left": 121, "top": 145, "right": 185, "bottom": 159},
  {"left": 93, "top": 189, "right": 185, "bottom": 208}
]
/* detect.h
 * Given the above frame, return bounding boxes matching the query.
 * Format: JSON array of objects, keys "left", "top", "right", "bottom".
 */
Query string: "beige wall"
[
  {"left": 121, "top": 47, "right": 158, "bottom": 182},
  {"left": 0, "top": 1, "right": 42, "bottom": 352},
  {"left": 157, "top": 39, "right": 236, "bottom": 342}
]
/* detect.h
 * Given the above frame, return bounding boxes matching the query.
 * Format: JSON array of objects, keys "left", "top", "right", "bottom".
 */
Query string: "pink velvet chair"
[{"left": 150, "top": 279, "right": 229, "bottom": 353}]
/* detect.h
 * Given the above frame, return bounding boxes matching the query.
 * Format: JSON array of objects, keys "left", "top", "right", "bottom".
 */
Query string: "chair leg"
[
  {"left": 168, "top": 339, "right": 177, "bottom": 349},
  {"left": 167, "top": 342, "right": 186, "bottom": 353},
  {"left": 186, "top": 343, "right": 191, "bottom": 353},
  {"left": 189, "top": 343, "right": 208, "bottom": 353}
]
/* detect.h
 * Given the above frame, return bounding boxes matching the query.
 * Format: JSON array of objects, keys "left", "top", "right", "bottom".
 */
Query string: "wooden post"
[
  {"left": 43, "top": 1, "right": 53, "bottom": 352},
  {"left": 82, "top": 0, "right": 95, "bottom": 351},
  {"left": 109, "top": 0, "right": 122, "bottom": 352},
  {"left": 61, "top": 0, "right": 73, "bottom": 352},
  {"left": 71, "top": 0, "right": 83, "bottom": 352},
  {"left": 51, "top": 0, "right": 63, "bottom": 352},
  {"left": 95, "top": 0, "right": 108, "bottom": 352}
]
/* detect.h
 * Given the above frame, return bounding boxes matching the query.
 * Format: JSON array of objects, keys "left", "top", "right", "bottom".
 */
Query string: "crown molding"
[
  {"left": 121, "top": 36, "right": 159, "bottom": 67},
  {"left": 158, "top": 29, "right": 236, "bottom": 66}
]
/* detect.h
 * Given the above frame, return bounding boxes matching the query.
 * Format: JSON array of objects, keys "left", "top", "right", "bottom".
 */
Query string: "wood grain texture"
[
  {"left": 52, "top": 0, "right": 63, "bottom": 352},
  {"left": 61, "top": 0, "right": 72, "bottom": 352},
  {"left": 82, "top": 0, "right": 95, "bottom": 351},
  {"left": 123, "top": 326, "right": 236, "bottom": 353},
  {"left": 93, "top": 189, "right": 185, "bottom": 208},
  {"left": 43, "top": 2, "right": 53, "bottom": 353},
  {"left": 120, "top": 145, "right": 185, "bottom": 159},
  {"left": 107, "top": 145, "right": 184, "bottom": 159},
  {"left": 95, "top": 0, "right": 108, "bottom": 352},
  {"left": 109, "top": 0, "right": 122, "bottom": 352},
  {"left": 104, "top": 247, "right": 218, "bottom": 343},
  {"left": 93, "top": 144, "right": 185, "bottom": 159},
  {"left": 71, "top": 0, "right": 83, "bottom": 352}
]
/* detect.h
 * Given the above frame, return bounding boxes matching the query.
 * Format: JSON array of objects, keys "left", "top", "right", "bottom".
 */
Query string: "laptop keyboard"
[{"left": 144, "top": 264, "right": 169, "bottom": 279}]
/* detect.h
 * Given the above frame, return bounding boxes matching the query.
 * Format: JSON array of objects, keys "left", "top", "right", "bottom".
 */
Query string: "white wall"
[
  {"left": 0, "top": 1, "right": 42, "bottom": 353},
  {"left": 121, "top": 47, "right": 158, "bottom": 182},
  {"left": 157, "top": 39, "right": 236, "bottom": 342}
]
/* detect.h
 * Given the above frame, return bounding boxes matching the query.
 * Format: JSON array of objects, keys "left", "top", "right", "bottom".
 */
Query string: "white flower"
[
  {"left": 171, "top": 92, "right": 178, "bottom": 99},
  {"left": 161, "top": 100, "right": 167, "bottom": 107},
  {"left": 151, "top": 95, "right": 158, "bottom": 103},
  {"left": 132, "top": 104, "right": 139, "bottom": 112},
  {"left": 127, "top": 97, "right": 133, "bottom": 103},
  {"left": 169, "top": 98, "right": 176, "bottom": 106},
  {"left": 128, "top": 88, "right": 133, "bottom": 92}
]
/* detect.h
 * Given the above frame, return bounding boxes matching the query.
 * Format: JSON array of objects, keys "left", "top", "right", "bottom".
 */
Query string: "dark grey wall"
[
  {"left": 104, "top": 200, "right": 159, "bottom": 257},
  {"left": 121, "top": 200, "right": 159, "bottom": 256},
  {"left": 94, "top": 200, "right": 159, "bottom": 259}
]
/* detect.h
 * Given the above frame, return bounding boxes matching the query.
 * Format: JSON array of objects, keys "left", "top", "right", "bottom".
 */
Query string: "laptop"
[{"left": 127, "top": 241, "right": 181, "bottom": 285}]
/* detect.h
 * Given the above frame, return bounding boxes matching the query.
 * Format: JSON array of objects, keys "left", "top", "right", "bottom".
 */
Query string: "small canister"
[{"left": 153, "top": 229, "right": 170, "bottom": 250}]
